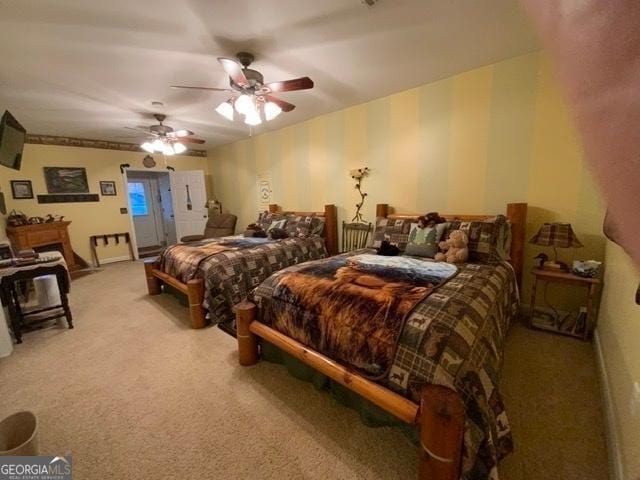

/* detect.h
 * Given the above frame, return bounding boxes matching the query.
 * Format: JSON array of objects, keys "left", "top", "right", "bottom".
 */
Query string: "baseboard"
[
  {"left": 594, "top": 329, "right": 624, "bottom": 480},
  {"left": 96, "top": 255, "right": 134, "bottom": 266}
]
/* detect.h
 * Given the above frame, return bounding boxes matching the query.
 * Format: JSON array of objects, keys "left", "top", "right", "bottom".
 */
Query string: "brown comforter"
[{"left": 251, "top": 249, "right": 519, "bottom": 480}]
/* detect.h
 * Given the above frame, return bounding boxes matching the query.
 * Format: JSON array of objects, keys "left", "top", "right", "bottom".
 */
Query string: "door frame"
[{"left": 123, "top": 168, "right": 174, "bottom": 260}]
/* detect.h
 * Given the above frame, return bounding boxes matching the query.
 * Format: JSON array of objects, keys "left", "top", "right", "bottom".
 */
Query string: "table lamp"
[{"left": 529, "top": 223, "right": 583, "bottom": 270}]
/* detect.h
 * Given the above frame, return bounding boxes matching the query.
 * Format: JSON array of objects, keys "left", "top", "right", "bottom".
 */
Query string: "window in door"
[{"left": 128, "top": 182, "right": 148, "bottom": 216}]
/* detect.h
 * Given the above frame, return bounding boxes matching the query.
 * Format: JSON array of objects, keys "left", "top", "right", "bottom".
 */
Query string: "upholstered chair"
[{"left": 180, "top": 212, "right": 238, "bottom": 243}]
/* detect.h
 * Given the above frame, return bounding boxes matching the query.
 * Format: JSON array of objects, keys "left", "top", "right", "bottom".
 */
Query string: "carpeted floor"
[{"left": 0, "top": 261, "right": 609, "bottom": 479}]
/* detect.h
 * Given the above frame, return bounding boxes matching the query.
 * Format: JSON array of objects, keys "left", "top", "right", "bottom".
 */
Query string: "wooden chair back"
[{"left": 341, "top": 221, "right": 372, "bottom": 253}]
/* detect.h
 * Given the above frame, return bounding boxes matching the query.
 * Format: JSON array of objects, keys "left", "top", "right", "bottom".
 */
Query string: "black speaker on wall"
[{"left": 0, "top": 191, "right": 6, "bottom": 214}]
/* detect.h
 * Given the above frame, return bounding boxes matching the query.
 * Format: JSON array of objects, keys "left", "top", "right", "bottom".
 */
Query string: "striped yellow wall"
[{"left": 210, "top": 51, "right": 606, "bottom": 299}]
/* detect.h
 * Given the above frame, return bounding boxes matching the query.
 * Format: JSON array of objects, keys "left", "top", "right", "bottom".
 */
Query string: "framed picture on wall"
[
  {"left": 99, "top": 181, "right": 117, "bottom": 196},
  {"left": 44, "top": 167, "right": 89, "bottom": 194},
  {"left": 10, "top": 180, "right": 34, "bottom": 199}
]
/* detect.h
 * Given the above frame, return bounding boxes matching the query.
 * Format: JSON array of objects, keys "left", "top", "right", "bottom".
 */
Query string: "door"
[
  {"left": 169, "top": 170, "right": 207, "bottom": 241},
  {"left": 128, "top": 178, "right": 164, "bottom": 248}
]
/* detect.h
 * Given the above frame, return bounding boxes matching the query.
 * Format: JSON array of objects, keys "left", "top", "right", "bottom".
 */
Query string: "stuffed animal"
[
  {"left": 268, "top": 227, "right": 288, "bottom": 240},
  {"left": 376, "top": 240, "right": 401, "bottom": 256},
  {"left": 243, "top": 223, "right": 267, "bottom": 238},
  {"left": 435, "top": 230, "right": 469, "bottom": 263},
  {"left": 424, "top": 212, "right": 447, "bottom": 227}
]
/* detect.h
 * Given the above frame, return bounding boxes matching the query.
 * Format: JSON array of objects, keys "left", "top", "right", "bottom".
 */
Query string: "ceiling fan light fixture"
[
  {"left": 244, "top": 109, "right": 262, "bottom": 126},
  {"left": 141, "top": 141, "right": 155, "bottom": 153},
  {"left": 234, "top": 94, "right": 253, "bottom": 115},
  {"left": 215, "top": 100, "right": 234, "bottom": 121},
  {"left": 162, "top": 143, "right": 175, "bottom": 156},
  {"left": 173, "top": 142, "right": 187, "bottom": 154},
  {"left": 264, "top": 101, "right": 282, "bottom": 121},
  {"left": 151, "top": 139, "right": 164, "bottom": 152}
]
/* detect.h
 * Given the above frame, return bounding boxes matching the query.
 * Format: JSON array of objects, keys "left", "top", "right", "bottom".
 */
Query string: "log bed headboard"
[
  {"left": 268, "top": 204, "right": 338, "bottom": 256},
  {"left": 375, "top": 203, "right": 528, "bottom": 287}
]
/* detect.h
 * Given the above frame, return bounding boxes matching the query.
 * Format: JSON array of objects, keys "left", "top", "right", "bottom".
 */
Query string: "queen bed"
[
  {"left": 234, "top": 202, "right": 527, "bottom": 480},
  {"left": 143, "top": 204, "right": 338, "bottom": 331}
]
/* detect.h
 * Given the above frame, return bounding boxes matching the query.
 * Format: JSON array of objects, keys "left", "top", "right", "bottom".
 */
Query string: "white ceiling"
[{"left": 0, "top": 0, "right": 538, "bottom": 150}]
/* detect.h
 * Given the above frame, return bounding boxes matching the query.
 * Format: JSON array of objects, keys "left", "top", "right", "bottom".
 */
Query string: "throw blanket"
[
  {"left": 252, "top": 250, "right": 519, "bottom": 480},
  {"left": 160, "top": 236, "right": 328, "bottom": 331},
  {"left": 259, "top": 254, "right": 457, "bottom": 377}
]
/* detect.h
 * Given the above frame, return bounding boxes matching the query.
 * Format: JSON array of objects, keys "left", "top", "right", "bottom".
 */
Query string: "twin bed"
[
  {"left": 143, "top": 204, "right": 338, "bottom": 330},
  {"left": 143, "top": 201, "right": 528, "bottom": 480}
]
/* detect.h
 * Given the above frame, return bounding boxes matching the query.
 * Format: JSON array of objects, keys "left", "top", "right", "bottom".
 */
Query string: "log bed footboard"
[
  {"left": 235, "top": 301, "right": 464, "bottom": 480},
  {"left": 144, "top": 259, "right": 207, "bottom": 329}
]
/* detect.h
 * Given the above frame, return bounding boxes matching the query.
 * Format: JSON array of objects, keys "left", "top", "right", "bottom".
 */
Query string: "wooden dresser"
[{"left": 6, "top": 222, "right": 79, "bottom": 271}]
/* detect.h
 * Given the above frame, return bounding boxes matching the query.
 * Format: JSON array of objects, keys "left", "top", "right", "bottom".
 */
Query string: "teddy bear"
[{"left": 435, "top": 229, "right": 469, "bottom": 263}]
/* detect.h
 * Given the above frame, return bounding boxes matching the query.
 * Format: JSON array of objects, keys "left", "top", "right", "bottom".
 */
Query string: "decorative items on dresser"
[
  {"left": 6, "top": 222, "right": 79, "bottom": 271},
  {"left": 528, "top": 268, "right": 602, "bottom": 341}
]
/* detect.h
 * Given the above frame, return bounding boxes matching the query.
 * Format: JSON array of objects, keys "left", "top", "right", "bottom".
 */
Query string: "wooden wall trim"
[{"left": 25, "top": 134, "right": 207, "bottom": 158}]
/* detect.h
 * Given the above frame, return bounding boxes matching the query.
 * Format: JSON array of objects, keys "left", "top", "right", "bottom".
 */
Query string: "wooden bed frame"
[
  {"left": 235, "top": 202, "right": 527, "bottom": 480},
  {"left": 143, "top": 204, "right": 338, "bottom": 329}
]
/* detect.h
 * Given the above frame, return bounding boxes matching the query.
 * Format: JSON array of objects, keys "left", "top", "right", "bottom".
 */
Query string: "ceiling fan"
[
  {"left": 171, "top": 52, "right": 314, "bottom": 126},
  {"left": 125, "top": 114, "right": 204, "bottom": 155}
]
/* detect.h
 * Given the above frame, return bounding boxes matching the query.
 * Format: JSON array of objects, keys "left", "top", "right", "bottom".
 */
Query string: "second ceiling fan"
[{"left": 171, "top": 52, "right": 314, "bottom": 126}]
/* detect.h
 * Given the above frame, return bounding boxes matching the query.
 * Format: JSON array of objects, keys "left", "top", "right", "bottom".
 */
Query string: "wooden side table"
[{"left": 528, "top": 268, "right": 602, "bottom": 341}]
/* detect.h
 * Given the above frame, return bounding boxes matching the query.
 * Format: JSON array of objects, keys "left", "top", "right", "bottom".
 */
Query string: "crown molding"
[{"left": 25, "top": 134, "right": 207, "bottom": 158}]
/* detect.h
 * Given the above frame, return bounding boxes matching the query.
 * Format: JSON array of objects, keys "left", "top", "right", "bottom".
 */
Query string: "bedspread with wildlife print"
[
  {"left": 253, "top": 253, "right": 457, "bottom": 376},
  {"left": 160, "top": 236, "right": 328, "bottom": 330},
  {"left": 251, "top": 249, "right": 519, "bottom": 480}
]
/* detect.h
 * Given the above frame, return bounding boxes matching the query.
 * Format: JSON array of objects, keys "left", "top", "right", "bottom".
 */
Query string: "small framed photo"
[
  {"left": 100, "top": 181, "right": 117, "bottom": 196},
  {"left": 10, "top": 180, "right": 34, "bottom": 199}
]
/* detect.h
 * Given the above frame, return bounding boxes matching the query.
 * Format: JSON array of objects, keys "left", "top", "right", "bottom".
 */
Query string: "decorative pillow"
[
  {"left": 403, "top": 222, "right": 446, "bottom": 258},
  {"left": 267, "top": 219, "right": 287, "bottom": 232},
  {"left": 311, "top": 217, "right": 325, "bottom": 236},
  {"left": 442, "top": 215, "right": 506, "bottom": 263},
  {"left": 371, "top": 218, "right": 413, "bottom": 251},
  {"left": 285, "top": 215, "right": 319, "bottom": 238},
  {"left": 257, "top": 212, "right": 284, "bottom": 231},
  {"left": 495, "top": 221, "right": 512, "bottom": 261}
]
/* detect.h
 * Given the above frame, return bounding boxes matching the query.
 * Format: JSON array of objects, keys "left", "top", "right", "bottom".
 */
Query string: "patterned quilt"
[
  {"left": 251, "top": 249, "right": 519, "bottom": 480},
  {"left": 159, "top": 236, "right": 328, "bottom": 331}
]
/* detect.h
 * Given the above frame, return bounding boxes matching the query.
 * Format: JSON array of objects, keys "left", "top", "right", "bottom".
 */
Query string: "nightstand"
[{"left": 528, "top": 268, "right": 602, "bottom": 341}]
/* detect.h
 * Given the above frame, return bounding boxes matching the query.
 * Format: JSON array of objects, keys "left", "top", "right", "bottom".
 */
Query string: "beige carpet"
[{"left": 0, "top": 261, "right": 609, "bottom": 479}]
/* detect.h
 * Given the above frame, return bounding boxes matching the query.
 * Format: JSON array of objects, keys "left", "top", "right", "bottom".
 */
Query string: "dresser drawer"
[{"left": 26, "top": 229, "right": 61, "bottom": 246}]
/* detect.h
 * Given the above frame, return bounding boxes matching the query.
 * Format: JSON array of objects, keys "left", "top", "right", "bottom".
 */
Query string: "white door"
[
  {"left": 169, "top": 170, "right": 208, "bottom": 241},
  {"left": 128, "top": 178, "right": 164, "bottom": 248}
]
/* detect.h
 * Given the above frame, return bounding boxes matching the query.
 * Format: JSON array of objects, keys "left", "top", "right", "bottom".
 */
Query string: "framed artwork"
[
  {"left": 100, "top": 181, "right": 117, "bottom": 196},
  {"left": 10, "top": 180, "right": 34, "bottom": 199},
  {"left": 44, "top": 167, "right": 89, "bottom": 194}
]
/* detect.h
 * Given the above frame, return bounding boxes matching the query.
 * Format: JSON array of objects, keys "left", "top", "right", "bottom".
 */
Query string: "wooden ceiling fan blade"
[
  {"left": 264, "top": 95, "right": 295, "bottom": 112},
  {"left": 170, "top": 85, "right": 233, "bottom": 92},
  {"left": 217, "top": 57, "right": 249, "bottom": 88},
  {"left": 179, "top": 137, "right": 205, "bottom": 144},
  {"left": 264, "top": 77, "right": 313, "bottom": 93}
]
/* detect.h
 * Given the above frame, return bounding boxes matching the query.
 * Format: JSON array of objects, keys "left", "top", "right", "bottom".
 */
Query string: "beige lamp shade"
[{"left": 529, "top": 223, "right": 583, "bottom": 248}]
